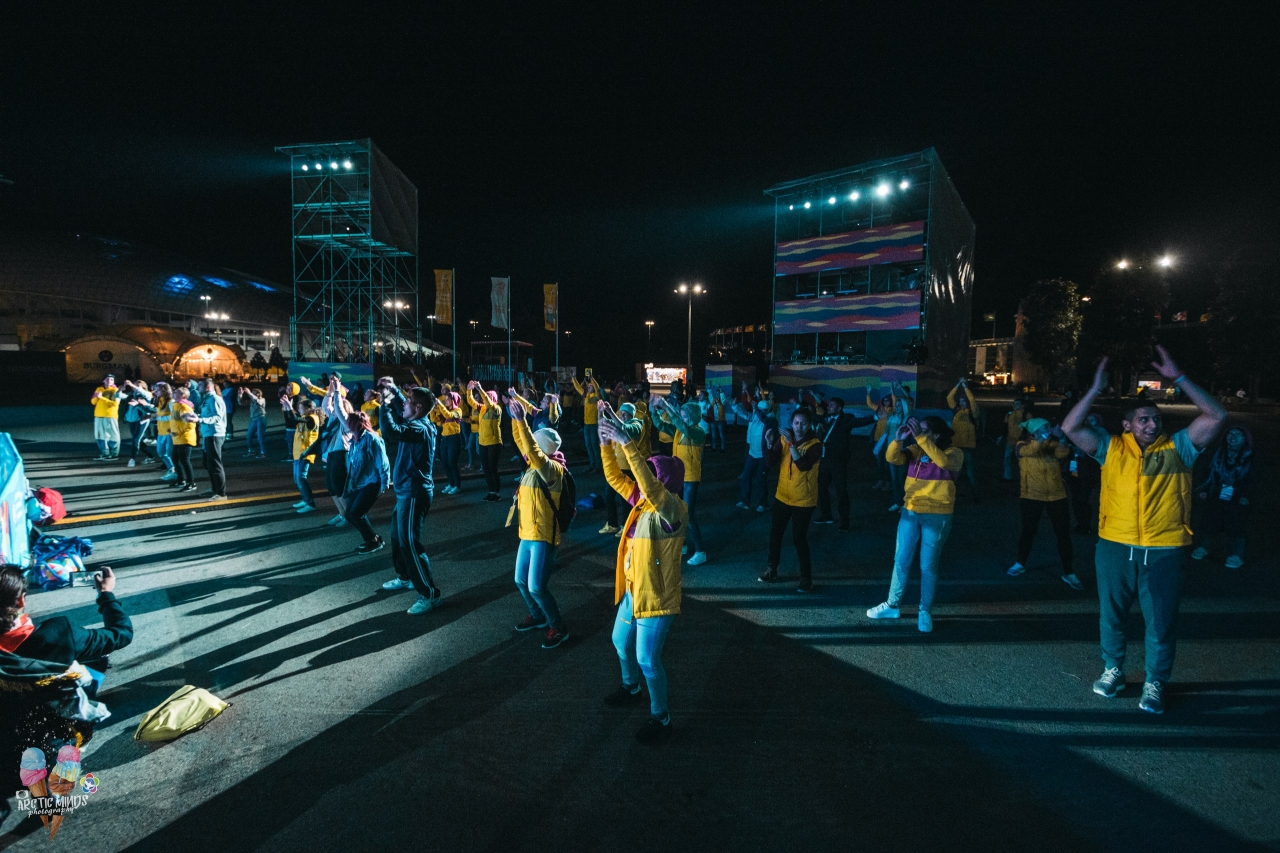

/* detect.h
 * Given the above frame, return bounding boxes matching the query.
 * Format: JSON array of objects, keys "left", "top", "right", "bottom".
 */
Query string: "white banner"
[{"left": 490, "top": 277, "right": 511, "bottom": 330}]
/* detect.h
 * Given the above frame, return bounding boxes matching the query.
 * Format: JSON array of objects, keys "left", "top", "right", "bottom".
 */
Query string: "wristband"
[{"left": 1173, "top": 375, "right": 1187, "bottom": 385}]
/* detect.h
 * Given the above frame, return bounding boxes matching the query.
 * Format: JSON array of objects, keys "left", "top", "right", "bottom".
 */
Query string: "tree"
[
  {"left": 268, "top": 347, "right": 287, "bottom": 378},
  {"left": 249, "top": 351, "right": 268, "bottom": 378},
  {"left": 1077, "top": 265, "right": 1169, "bottom": 393},
  {"left": 1207, "top": 248, "right": 1280, "bottom": 402},
  {"left": 1017, "top": 278, "right": 1082, "bottom": 391}
]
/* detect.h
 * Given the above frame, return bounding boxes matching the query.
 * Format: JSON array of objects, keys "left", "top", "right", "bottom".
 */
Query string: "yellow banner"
[
  {"left": 543, "top": 283, "right": 557, "bottom": 331},
  {"left": 434, "top": 269, "right": 453, "bottom": 325}
]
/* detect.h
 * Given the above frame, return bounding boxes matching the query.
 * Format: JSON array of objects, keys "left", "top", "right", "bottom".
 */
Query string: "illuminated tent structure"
[{"left": 62, "top": 325, "right": 246, "bottom": 383}]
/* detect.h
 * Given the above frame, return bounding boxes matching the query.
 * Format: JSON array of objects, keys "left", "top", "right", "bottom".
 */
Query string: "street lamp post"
[
  {"left": 384, "top": 300, "right": 409, "bottom": 362},
  {"left": 645, "top": 320, "right": 654, "bottom": 357},
  {"left": 674, "top": 283, "right": 704, "bottom": 380}
]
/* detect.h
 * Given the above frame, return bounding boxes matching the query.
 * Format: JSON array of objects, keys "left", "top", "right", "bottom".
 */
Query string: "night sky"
[{"left": 2, "top": 6, "right": 1275, "bottom": 376}]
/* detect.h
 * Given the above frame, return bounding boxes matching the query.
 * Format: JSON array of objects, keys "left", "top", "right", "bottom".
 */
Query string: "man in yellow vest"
[
  {"left": 90, "top": 375, "right": 122, "bottom": 460},
  {"left": 1062, "top": 346, "right": 1225, "bottom": 714}
]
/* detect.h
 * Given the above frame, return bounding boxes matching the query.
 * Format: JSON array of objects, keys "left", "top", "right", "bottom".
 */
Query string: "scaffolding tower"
[{"left": 275, "top": 139, "right": 419, "bottom": 363}]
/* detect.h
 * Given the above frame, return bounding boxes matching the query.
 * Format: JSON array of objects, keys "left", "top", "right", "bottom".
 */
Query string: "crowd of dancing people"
[{"left": 73, "top": 343, "right": 1258, "bottom": 736}]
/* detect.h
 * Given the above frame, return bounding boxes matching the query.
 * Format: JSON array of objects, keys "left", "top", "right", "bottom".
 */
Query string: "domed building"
[{"left": 0, "top": 231, "right": 292, "bottom": 362}]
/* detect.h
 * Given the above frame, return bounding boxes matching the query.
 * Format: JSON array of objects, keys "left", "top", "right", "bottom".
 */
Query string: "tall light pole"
[
  {"left": 645, "top": 320, "right": 654, "bottom": 357},
  {"left": 384, "top": 300, "right": 409, "bottom": 361},
  {"left": 674, "top": 282, "right": 704, "bottom": 379}
]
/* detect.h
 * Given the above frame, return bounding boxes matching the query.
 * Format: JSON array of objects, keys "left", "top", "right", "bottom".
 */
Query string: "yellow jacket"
[
  {"left": 887, "top": 435, "right": 964, "bottom": 514},
  {"left": 653, "top": 410, "right": 705, "bottom": 483},
  {"left": 169, "top": 400, "right": 198, "bottom": 447},
  {"left": 603, "top": 440, "right": 687, "bottom": 618},
  {"left": 469, "top": 389, "right": 502, "bottom": 445},
  {"left": 946, "top": 387, "right": 979, "bottom": 449},
  {"left": 292, "top": 412, "right": 321, "bottom": 462},
  {"left": 1016, "top": 438, "right": 1069, "bottom": 502},
  {"left": 866, "top": 392, "right": 889, "bottom": 441},
  {"left": 429, "top": 401, "right": 462, "bottom": 437},
  {"left": 632, "top": 400, "right": 652, "bottom": 460},
  {"left": 1005, "top": 409, "right": 1029, "bottom": 442},
  {"left": 511, "top": 418, "right": 566, "bottom": 545},
  {"left": 775, "top": 436, "right": 822, "bottom": 507},
  {"left": 92, "top": 387, "right": 120, "bottom": 419},
  {"left": 155, "top": 399, "right": 172, "bottom": 437},
  {"left": 572, "top": 378, "right": 600, "bottom": 425},
  {"left": 1098, "top": 432, "right": 1194, "bottom": 548},
  {"left": 361, "top": 400, "right": 381, "bottom": 435}
]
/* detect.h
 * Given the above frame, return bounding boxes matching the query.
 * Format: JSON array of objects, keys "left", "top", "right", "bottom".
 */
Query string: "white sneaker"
[
  {"left": 127, "top": 458, "right": 136, "bottom": 468},
  {"left": 887, "top": 504, "right": 901, "bottom": 512},
  {"left": 292, "top": 500, "right": 308, "bottom": 509},
  {"left": 327, "top": 514, "right": 347, "bottom": 527},
  {"left": 1007, "top": 562, "right": 1026, "bottom": 576},
  {"left": 1190, "top": 546, "right": 1208, "bottom": 560},
  {"left": 756, "top": 505, "right": 765, "bottom": 513},
  {"left": 1225, "top": 555, "right": 1244, "bottom": 569},
  {"left": 381, "top": 577, "right": 414, "bottom": 591},
  {"left": 735, "top": 501, "right": 749, "bottom": 509},
  {"left": 687, "top": 551, "right": 708, "bottom": 566},
  {"left": 407, "top": 594, "right": 437, "bottom": 615},
  {"left": 918, "top": 611, "right": 933, "bottom": 633},
  {"left": 160, "top": 471, "right": 177, "bottom": 482},
  {"left": 599, "top": 523, "right": 620, "bottom": 535},
  {"left": 296, "top": 504, "right": 316, "bottom": 514},
  {"left": 866, "top": 602, "right": 901, "bottom": 619},
  {"left": 1061, "top": 573, "right": 1084, "bottom": 591}
]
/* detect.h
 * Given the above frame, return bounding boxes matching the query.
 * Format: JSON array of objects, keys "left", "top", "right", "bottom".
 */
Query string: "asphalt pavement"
[{"left": 2, "top": 408, "right": 1277, "bottom": 852}]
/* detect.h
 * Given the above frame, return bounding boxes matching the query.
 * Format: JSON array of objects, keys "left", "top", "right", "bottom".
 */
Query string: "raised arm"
[
  {"left": 1151, "top": 345, "right": 1226, "bottom": 450},
  {"left": 1062, "top": 359, "right": 1107, "bottom": 457},
  {"left": 510, "top": 404, "right": 556, "bottom": 480},
  {"left": 620, "top": 436, "right": 681, "bottom": 524}
]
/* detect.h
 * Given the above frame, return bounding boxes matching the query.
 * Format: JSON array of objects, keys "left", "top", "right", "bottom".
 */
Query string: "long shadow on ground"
[{"left": 122, "top": 595, "right": 1263, "bottom": 853}]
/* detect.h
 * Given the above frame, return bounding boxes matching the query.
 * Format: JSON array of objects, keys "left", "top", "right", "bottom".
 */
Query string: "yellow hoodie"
[
  {"left": 510, "top": 418, "right": 566, "bottom": 546},
  {"left": 92, "top": 386, "right": 120, "bottom": 419},
  {"left": 1016, "top": 438, "right": 1069, "bottom": 502},
  {"left": 887, "top": 435, "right": 964, "bottom": 514},
  {"left": 946, "top": 386, "right": 979, "bottom": 449}
]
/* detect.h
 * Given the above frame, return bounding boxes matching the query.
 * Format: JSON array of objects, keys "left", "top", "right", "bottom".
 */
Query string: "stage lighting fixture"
[
  {"left": 804, "top": 201, "right": 811, "bottom": 209},
  {"left": 789, "top": 204, "right": 794, "bottom": 210},
  {"left": 301, "top": 164, "right": 308, "bottom": 171},
  {"left": 1158, "top": 255, "right": 1174, "bottom": 267},
  {"left": 1117, "top": 260, "right": 1130, "bottom": 269},
  {"left": 899, "top": 179, "right": 910, "bottom": 190},
  {"left": 315, "top": 162, "right": 322, "bottom": 170},
  {"left": 329, "top": 161, "right": 338, "bottom": 170},
  {"left": 828, "top": 196, "right": 836, "bottom": 204},
  {"left": 849, "top": 191, "right": 859, "bottom": 201},
  {"left": 875, "top": 183, "right": 890, "bottom": 198},
  {"left": 343, "top": 160, "right": 353, "bottom": 169}
]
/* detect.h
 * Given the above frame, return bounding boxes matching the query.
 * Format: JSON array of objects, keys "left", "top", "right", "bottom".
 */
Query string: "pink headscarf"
[
  {"left": 447, "top": 391, "right": 461, "bottom": 408},
  {"left": 486, "top": 390, "right": 499, "bottom": 405}
]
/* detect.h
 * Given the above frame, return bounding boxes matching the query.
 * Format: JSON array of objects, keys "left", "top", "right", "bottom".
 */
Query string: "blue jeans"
[
  {"left": 514, "top": 539, "right": 562, "bottom": 629},
  {"left": 343, "top": 481, "right": 383, "bottom": 545},
  {"left": 246, "top": 417, "right": 267, "bottom": 456},
  {"left": 709, "top": 421, "right": 725, "bottom": 450},
  {"left": 1095, "top": 538, "right": 1182, "bottom": 683},
  {"left": 612, "top": 590, "right": 674, "bottom": 719},
  {"left": 683, "top": 481, "right": 703, "bottom": 553},
  {"left": 464, "top": 429, "right": 479, "bottom": 468},
  {"left": 583, "top": 424, "right": 600, "bottom": 468},
  {"left": 739, "top": 454, "right": 766, "bottom": 506},
  {"left": 1003, "top": 441, "right": 1018, "bottom": 480},
  {"left": 293, "top": 459, "right": 314, "bottom": 507},
  {"left": 441, "top": 433, "right": 462, "bottom": 488},
  {"left": 888, "top": 510, "right": 953, "bottom": 612},
  {"left": 157, "top": 434, "right": 174, "bottom": 470}
]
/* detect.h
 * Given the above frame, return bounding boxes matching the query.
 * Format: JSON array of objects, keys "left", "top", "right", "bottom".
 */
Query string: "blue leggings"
[
  {"left": 246, "top": 417, "right": 267, "bottom": 456},
  {"left": 612, "top": 590, "right": 674, "bottom": 719},
  {"left": 514, "top": 540, "right": 562, "bottom": 629}
]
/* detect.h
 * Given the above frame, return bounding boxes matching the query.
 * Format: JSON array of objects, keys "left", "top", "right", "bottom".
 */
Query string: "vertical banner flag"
[
  {"left": 433, "top": 270, "right": 453, "bottom": 325},
  {"left": 490, "top": 277, "right": 511, "bottom": 329},
  {"left": 543, "top": 284, "right": 557, "bottom": 331}
]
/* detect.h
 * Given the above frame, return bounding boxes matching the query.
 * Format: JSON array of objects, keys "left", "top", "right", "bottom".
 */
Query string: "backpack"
[
  {"left": 534, "top": 466, "right": 577, "bottom": 534},
  {"left": 34, "top": 488, "right": 66, "bottom": 523}
]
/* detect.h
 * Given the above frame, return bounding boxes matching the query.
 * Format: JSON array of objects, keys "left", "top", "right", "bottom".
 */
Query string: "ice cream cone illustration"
[
  {"left": 18, "top": 747, "right": 50, "bottom": 828},
  {"left": 47, "top": 744, "right": 80, "bottom": 839}
]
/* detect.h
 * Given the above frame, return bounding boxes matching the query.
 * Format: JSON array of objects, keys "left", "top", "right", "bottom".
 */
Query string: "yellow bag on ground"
[{"left": 133, "top": 686, "right": 229, "bottom": 742}]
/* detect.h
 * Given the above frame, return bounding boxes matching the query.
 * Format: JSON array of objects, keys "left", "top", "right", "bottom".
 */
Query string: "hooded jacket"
[
  {"left": 383, "top": 389, "right": 437, "bottom": 497},
  {"left": 947, "top": 386, "right": 979, "bottom": 449},
  {"left": 511, "top": 417, "right": 567, "bottom": 545},
  {"left": 652, "top": 405, "right": 706, "bottom": 483},
  {"left": 603, "top": 442, "right": 688, "bottom": 618},
  {"left": 887, "top": 434, "right": 964, "bottom": 514},
  {"left": 1195, "top": 427, "right": 1255, "bottom": 505},
  {"left": 1016, "top": 437, "right": 1070, "bottom": 502}
]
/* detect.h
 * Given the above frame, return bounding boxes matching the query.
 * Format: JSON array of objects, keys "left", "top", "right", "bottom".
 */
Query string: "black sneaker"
[
  {"left": 635, "top": 714, "right": 672, "bottom": 745},
  {"left": 515, "top": 614, "right": 548, "bottom": 632},
  {"left": 796, "top": 578, "right": 813, "bottom": 593},
  {"left": 838, "top": 525, "right": 851, "bottom": 533},
  {"left": 603, "top": 684, "right": 645, "bottom": 707},
  {"left": 180, "top": 484, "right": 197, "bottom": 492},
  {"left": 758, "top": 568, "right": 777, "bottom": 583},
  {"left": 482, "top": 493, "right": 501, "bottom": 503},
  {"left": 357, "top": 536, "right": 385, "bottom": 554},
  {"left": 541, "top": 626, "right": 570, "bottom": 649},
  {"left": 813, "top": 517, "right": 834, "bottom": 525}
]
